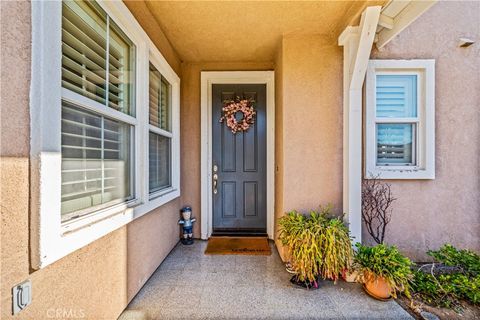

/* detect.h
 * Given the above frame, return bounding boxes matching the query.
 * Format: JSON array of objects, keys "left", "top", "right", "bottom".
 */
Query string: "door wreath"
[{"left": 219, "top": 98, "right": 256, "bottom": 134}]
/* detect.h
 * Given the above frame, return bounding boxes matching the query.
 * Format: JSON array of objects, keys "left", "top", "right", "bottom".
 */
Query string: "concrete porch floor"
[{"left": 120, "top": 241, "right": 413, "bottom": 320}]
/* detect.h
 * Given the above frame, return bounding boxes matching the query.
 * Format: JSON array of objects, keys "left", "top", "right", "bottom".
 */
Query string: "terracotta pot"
[{"left": 364, "top": 276, "right": 392, "bottom": 300}]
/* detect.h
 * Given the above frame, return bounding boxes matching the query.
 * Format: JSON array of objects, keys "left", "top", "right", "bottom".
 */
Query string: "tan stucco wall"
[
  {"left": 0, "top": 1, "right": 183, "bottom": 319},
  {"left": 367, "top": 1, "right": 480, "bottom": 260},
  {"left": 279, "top": 35, "right": 344, "bottom": 213},
  {"left": 274, "top": 35, "right": 344, "bottom": 260}
]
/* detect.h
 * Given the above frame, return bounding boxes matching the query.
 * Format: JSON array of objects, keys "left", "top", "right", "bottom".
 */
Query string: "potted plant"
[
  {"left": 278, "top": 205, "right": 353, "bottom": 289},
  {"left": 354, "top": 243, "right": 413, "bottom": 300}
]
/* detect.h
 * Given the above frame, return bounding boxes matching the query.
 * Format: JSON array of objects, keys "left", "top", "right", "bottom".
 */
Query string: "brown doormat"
[{"left": 205, "top": 237, "right": 271, "bottom": 255}]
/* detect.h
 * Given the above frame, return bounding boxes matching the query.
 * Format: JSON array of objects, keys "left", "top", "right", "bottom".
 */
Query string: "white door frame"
[{"left": 200, "top": 71, "right": 275, "bottom": 239}]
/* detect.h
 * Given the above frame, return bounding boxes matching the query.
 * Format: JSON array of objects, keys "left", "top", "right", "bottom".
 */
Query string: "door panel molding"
[{"left": 200, "top": 71, "right": 275, "bottom": 239}]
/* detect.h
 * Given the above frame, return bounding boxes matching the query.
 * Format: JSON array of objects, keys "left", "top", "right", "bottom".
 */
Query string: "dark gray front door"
[{"left": 212, "top": 84, "right": 267, "bottom": 233}]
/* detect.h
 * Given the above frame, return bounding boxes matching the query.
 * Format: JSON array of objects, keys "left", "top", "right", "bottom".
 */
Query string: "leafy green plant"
[
  {"left": 427, "top": 244, "right": 480, "bottom": 277},
  {"left": 410, "top": 244, "right": 480, "bottom": 308},
  {"left": 278, "top": 205, "right": 353, "bottom": 287},
  {"left": 354, "top": 243, "right": 413, "bottom": 298}
]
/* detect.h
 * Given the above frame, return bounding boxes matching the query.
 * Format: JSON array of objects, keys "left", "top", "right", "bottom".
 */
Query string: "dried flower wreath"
[{"left": 219, "top": 98, "right": 256, "bottom": 134}]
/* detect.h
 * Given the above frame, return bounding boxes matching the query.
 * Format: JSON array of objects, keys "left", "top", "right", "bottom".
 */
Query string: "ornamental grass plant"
[{"left": 278, "top": 205, "right": 353, "bottom": 288}]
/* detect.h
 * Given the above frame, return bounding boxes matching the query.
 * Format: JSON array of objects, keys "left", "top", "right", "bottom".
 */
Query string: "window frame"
[
  {"left": 142, "top": 42, "right": 181, "bottom": 212},
  {"left": 30, "top": 0, "right": 180, "bottom": 269},
  {"left": 365, "top": 59, "right": 435, "bottom": 179}
]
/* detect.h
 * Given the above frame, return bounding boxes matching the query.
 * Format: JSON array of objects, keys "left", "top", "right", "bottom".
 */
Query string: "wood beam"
[
  {"left": 376, "top": 1, "right": 437, "bottom": 49},
  {"left": 378, "top": 14, "right": 394, "bottom": 29},
  {"left": 350, "top": 6, "right": 381, "bottom": 90},
  {"left": 338, "top": 6, "right": 381, "bottom": 244}
]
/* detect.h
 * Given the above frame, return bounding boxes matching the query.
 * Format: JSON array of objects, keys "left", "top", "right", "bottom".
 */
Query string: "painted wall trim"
[
  {"left": 338, "top": 6, "right": 381, "bottom": 244},
  {"left": 200, "top": 71, "right": 275, "bottom": 240}
]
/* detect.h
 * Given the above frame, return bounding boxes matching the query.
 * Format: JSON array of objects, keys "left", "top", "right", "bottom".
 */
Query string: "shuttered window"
[
  {"left": 149, "top": 63, "right": 172, "bottom": 194},
  {"left": 375, "top": 75, "right": 418, "bottom": 166},
  {"left": 62, "top": 0, "right": 135, "bottom": 115},
  {"left": 60, "top": 0, "right": 136, "bottom": 222},
  {"left": 61, "top": 103, "right": 132, "bottom": 221},
  {"left": 32, "top": 0, "right": 183, "bottom": 267},
  {"left": 366, "top": 60, "right": 435, "bottom": 179}
]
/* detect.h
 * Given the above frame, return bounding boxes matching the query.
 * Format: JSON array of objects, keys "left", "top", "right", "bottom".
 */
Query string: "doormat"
[{"left": 205, "top": 237, "right": 271, "bottom": 255}]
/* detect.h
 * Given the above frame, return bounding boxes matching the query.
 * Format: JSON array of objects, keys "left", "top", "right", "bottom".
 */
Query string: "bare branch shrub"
[{"left": 361, "top": 175, "right": 396, "bottom": 244}]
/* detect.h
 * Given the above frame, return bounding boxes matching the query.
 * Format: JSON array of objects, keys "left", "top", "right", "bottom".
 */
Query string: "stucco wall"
[
  {"left": 367, "top": 1, "right": 480, "bottom": 260},
  {"left": 274, "top": 35, "right": 344, "bottom": 260},
  {"left": 279, "top": 35, "right": 344, "bottom": 214},
  {"left": 0, "top": 1, "right": 183, "bottom": 318}
]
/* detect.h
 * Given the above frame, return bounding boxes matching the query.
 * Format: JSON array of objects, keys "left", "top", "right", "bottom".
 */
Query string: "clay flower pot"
[{"left": 364, "top": 276, "right": 392, "bottom": 300}]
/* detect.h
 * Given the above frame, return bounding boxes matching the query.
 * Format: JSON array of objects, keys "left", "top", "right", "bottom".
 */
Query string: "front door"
[{"left": 212, "top": 84, "right": 267, "bottom": 234}]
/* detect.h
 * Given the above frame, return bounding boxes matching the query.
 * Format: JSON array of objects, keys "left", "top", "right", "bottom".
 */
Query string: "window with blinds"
[
  {"left": 60, "top": 0, "right": 136, "bottom": 222},
  {"left": 149, "top": 62, "right": 172, "bottom": 194},
  {"left": 149, "top": 63, "right": 170, "bottom": 131},
  {"left": 62, "top": 0, "right": 135, "bottom": 115},
  {"left": 375, "top": 74, "right": 418, "bottom": 166},
  {"left": 149, "top": 133, "right": 171, "bottom": 193},
  {"left": 61, "top": 102, "right": 132, "bottom": 221}
]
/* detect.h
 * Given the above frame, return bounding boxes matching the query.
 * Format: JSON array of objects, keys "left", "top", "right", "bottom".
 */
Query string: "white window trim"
[
  {"left": 30, "top": 0, "right": 180, "bottom": 269},
  {"left": 141, "top": 40, "right": 181, "bottom": 212},
  {"left": 365, "top": 59, "right": 435, "bottom": 179}
]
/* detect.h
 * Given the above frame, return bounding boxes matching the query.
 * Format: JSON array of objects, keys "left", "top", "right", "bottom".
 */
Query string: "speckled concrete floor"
[{"left": 120, "top": 240, "right": 413, "bottom": 320}]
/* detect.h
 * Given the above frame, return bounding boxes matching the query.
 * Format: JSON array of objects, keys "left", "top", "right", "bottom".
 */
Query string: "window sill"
[
  {"left": 365, "top": 167, "right": 435, "bottom": 180},
  {"left": 135, "top": 188, "right": 180, "bottom": 218},
  {"left": 61, "top": 198, "right": 142, "bottom": 235}
]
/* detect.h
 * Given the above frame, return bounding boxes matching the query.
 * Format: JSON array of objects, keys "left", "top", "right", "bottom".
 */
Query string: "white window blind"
[
  {"left": 62, "top": 0, "right": 135, "bottom": 115},
  {"left": 61, "top": 103, "right": 133, "bottom": 221},
  {"left": 375, "top": 74, "right": 418, "bottom": 166},
  {"left": 149, "top": 133, "right": 171, "bottom": 193},
  {"left": 149, "top": 62, "right": 172, "bottom": 194},
  {"left": 377, "top": 123, "right": 415, "bottom": 165},
  {"left": 149, "top": 63, "right": 170, "bottom": 130}
]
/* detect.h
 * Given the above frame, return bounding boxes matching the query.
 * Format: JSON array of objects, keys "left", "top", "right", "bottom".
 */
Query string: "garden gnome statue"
[{"left": 178, "top": 206, "right": 196, "bottom": 245}]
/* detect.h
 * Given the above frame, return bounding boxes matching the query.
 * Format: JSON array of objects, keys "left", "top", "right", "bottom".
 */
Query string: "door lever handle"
[{"left": 213, "top": 173, "right": 218, "bottom": 194}]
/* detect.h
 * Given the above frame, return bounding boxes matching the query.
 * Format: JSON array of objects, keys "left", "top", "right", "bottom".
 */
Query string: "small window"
[
  {"left": 148, "top": 62, "right": 172, "bottom": 194},
  {"left": 365, "top": 60, "right": 435, "bottom": 179}
]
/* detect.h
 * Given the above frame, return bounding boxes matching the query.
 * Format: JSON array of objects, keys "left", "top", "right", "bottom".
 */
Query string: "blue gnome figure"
[{"left": 178, "top": 206, "right": 196, "bottom": 245}]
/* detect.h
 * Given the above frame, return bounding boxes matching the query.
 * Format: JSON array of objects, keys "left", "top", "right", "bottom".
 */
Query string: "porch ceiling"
[{"left": 141, "top": 0, "right": 386, "bottom": 62}]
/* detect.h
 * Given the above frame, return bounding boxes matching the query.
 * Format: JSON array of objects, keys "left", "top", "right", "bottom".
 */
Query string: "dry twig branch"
[{"left": 361, "top": 174, "right": 396, "bottom": 244}]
